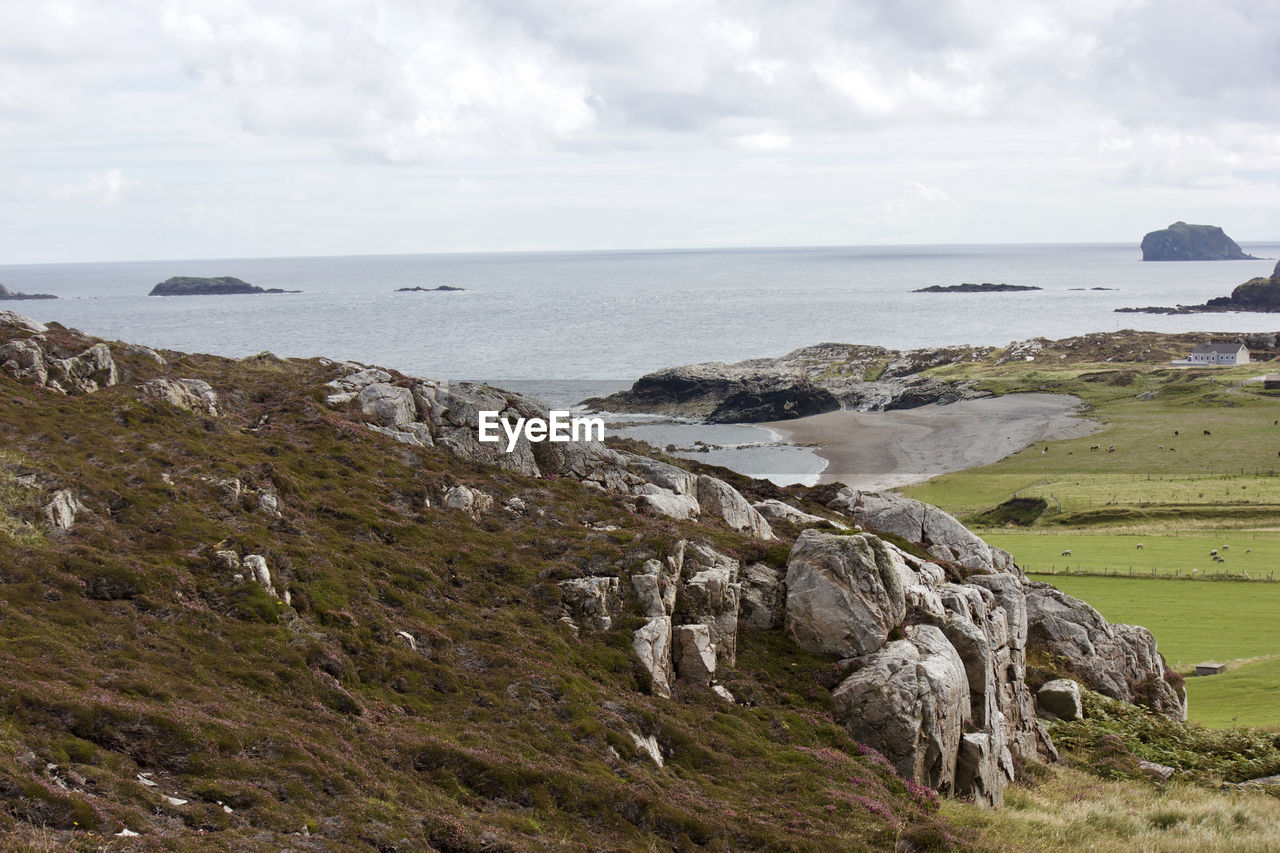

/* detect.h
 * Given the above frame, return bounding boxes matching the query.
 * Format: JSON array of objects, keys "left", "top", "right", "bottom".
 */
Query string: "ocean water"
[
  {"left": 5, "top": 243, "right": 1278, "bottom": 485},
  {"left": 5, "top": 243, "right": 1280, "bottom": 388}
]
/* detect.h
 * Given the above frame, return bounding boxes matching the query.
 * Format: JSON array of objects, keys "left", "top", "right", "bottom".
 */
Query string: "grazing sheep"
[
  {"left": 1210, "top": 549, "right": 1218, "bottom": 556},
  {"left": 1170, "top": 447, "right": 1176, "bottom": 452},
  {"left": 1158, "top": 445, "right": 1164, "bottom": 451},
  {"left": 1061, "top": 549, "right": 1072, "bottom": 556},
  {"left": 1107, "top": 445, "right": 1116, "bottom": 453},
  {"left": 1222, "top": 545, "right": 1229, "bottom": 551},
  {"left": 1247, "top": 549, "right": 1253, "bottom": 555},
  {"left": 1136, "top": 543, "right": 1144, "bottom": 549}
]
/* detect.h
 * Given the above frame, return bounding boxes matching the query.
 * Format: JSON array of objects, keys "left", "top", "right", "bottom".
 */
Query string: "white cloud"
[{"left": 52, "top": 169, "right": 137, "bottom": 204}]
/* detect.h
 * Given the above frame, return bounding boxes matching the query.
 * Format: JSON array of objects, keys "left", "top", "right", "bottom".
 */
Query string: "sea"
[{"left": 5, "top": 243, "right": 1280, "bottom": 484}]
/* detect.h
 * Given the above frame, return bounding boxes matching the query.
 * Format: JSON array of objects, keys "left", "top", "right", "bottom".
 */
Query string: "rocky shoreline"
[{"left": 1119, "top": 260, "right": 1280, "bottom": 314}]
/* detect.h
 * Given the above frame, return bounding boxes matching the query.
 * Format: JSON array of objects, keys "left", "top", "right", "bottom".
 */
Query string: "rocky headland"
[
  {"left": 0, "top": 282, "right": 57, "bottom": 300},
  {"left": 1118, "top": 260, "right": 1280, "bottom": 314},
  {"left": 1140, "top": 221, "right": 1256, "bottom": 261},
  {"left": 148, "top": 275, "right": 300, "bottom": 296},
  {"left": 0, "top": 308, "right": 1210, "bottom": 847},
  {"left": 913, "top": 283, "right": 1042, "bottom": 293},
  {"left": 588, "top": 342, "right": 995, "bottom": 422}
]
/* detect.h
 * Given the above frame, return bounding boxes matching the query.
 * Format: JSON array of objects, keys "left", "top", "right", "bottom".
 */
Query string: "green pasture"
[
  {"left": 985, "top": 531, "right": 1280, "bottom": 578},
  {"left": 1029, "top": 574, "right": 1280, "bottom": 728},
  {"left": 903, "top": 367, "right": 1280, "bottom": 526}
]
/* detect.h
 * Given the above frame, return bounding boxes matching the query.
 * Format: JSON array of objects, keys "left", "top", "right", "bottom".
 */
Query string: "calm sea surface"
[{"left": 5, "top": 243, "right": 1278, "bottom": 485}]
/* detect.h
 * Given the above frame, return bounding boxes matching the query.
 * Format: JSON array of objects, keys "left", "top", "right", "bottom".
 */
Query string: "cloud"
[{"left": 52, "top": 169, "right": 137, "bottom": 204}]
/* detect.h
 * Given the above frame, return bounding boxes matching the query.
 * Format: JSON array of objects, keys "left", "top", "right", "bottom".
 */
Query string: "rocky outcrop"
[
  {"left": 148, "top": 276, "right": 300, "bottom": 296},
  {"left": 674, "top": 542, "right": 742, "bottom": 667},
  {"left": 696, "top": 476, "right": 773, "bottom": 540},
  {"left": 632, "top": 616, "right": 674, "bottom": 698},
  {"left": 140, "top": 378, "right": 219, "bottom": 417},
  {"left": 1140, "top": 221, "right": 1255, "bottom": 261},
  {"left": 0, "top": 282, "right": 56, "bottom": 300},
  {"left": 1, "top": 334, "right": 118, "bottom": 396},
  {"left": 738, "top": 562, "right": 786, "bottom": 630},
  {"left": 672, "top": 624, "right": 716, "bottom": 685},
  {"left": 442, "top": 485, "right": 494, "bottom": 520},
  {"left": 914, "top": 283, "right": 1041, "bottom": 293},
  {"left": 1024, "top": 582, "right": 1185, "bottom": 720},
  {"left": 1118, "top": 260, "right": 1280, "bottom": 314},
  {"left": 559, "top": 577, "right": 622, "bottom": 632},
  {"left": 587, "top": 342, "right": 993, "bottom": 423},
  {"left": 751, "top": 499, "right": 839, "bottom": 527},
  {"left": 830, "top": 488, "right": 1015, "bottom": 574},
  {"left": 43, "top": 490, "right": 84, "bottom": 531}
]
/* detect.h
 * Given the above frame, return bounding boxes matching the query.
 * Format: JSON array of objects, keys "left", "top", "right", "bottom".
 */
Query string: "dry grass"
[
  {"left": 950, "top": 764, "right": 1280, "bottom": 852},
  {"left": 0, "top": 450, "right": 42, "bottom": 544}
]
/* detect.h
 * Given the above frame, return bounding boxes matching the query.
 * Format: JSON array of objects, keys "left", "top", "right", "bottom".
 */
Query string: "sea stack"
[{"left": 1140, "top": 222, "right": 1255, "bottom": 261}]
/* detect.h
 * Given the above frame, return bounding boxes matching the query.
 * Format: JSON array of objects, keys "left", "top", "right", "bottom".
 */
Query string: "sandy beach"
[{"left": 764, "top": 393, "right": 1101, "bottom": 491}]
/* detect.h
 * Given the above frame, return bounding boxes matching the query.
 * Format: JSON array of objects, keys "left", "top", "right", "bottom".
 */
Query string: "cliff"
[
  {"left": 0, "top": 311, "right": 1243, "bottom": 849},
  {"left": 1140, "top": 221, "right": 1256, "bottom": 261}
]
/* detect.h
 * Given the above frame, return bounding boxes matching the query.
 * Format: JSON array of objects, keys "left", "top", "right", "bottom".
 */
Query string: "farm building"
[
  {"left": 1173, "top": 342, "right": 1250, "bottom": 366},
  {"left": 1265, "top": 373, "right": 1280, "bottom": 390}
]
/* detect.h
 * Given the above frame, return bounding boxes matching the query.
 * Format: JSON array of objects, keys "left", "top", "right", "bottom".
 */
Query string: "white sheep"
[{"left": 1061, "top": 549, "right": 1072, "bottom": 556}]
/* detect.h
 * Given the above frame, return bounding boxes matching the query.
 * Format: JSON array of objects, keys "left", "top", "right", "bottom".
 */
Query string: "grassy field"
[
  {"left": 984, "top": 531, "right": 1280, "bottom": 578},
  {"left": 1028, "top": 574, "right": 1280, "bottom": 729}
]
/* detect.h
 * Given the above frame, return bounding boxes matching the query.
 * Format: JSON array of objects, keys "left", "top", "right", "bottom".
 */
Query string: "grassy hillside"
[
  {"left": 0, "top": 324, "right": 964, "bottom": 850},
  {"left": 5, "top": 322, "right": 1280, "bottom": 850}
]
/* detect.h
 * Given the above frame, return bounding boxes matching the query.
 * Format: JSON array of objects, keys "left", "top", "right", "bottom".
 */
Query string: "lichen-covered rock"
[
  {"left": 675, "top": 543, "right": 741, "bottom": 667},
  {"left": 0, "top": 310, "right": 47, "bottom": 333},
  {"left": 630, "top": 559, "right": 677, "bottom": 618},
  {"left": 559, "top": 577, "right": 621, "bottom": 632},
  {"left": 358, "top": 383, "right": 417, "bottom": 428},
  {"left": 738, "top": 562, "right": 786, "bottom": 630},
  {"left": 832, "top": 625, "right": 969, "bottom": 793},
  {"left": 632, "top": 616, "right": 674, "bottom": 699},
  {"left": 955, "top": 733, "right": 1003, "bottom": 808},
  {"left": 326, "top": 367, "right": 392, "bottom": 393},
  {"left": 47, "top": 343, "right": 117, "bottom": 394},
  {"left": 1024, "top": 582, "right": 1185, "bottom": 720},
  {"left": 443, "top": 485, "right": 494, "bottom": 519},
  {"left": 784, "top": 530, "right": 910, "bottom": 658},
  {"left": 43, "top": 489, "right": 83, "bottom": 531},
  {"left": 831, "top": 488, "right": 1014, "bottom": 574},
  {"left": 0, "top": 339, "right": 48, "bottom": 386},
  {"left": 636, "top": 489, "right": 700, "bottom": 520},
  {"left": 140, "top": 378, "right": 219, "bottom": 417},
  {"left": 672, "top": 623, "right": 716, "bottom": 685},
  {"left": 242, "top": 554, "right": 275, "bottom": 595},
  {"left": 695, "top": 475, "right": 773, "bottom": 540},
  {"left": 751, "top": 499, "right": 837, "bottom": 527},
  {"left": 1037, "top": 679, "right": 1082, "bottom": 721}
]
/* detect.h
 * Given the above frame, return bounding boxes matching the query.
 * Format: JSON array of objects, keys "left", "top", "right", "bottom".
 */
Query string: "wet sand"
[{"left": 764, "top": 393, "right": 1101, "bottom": 491}]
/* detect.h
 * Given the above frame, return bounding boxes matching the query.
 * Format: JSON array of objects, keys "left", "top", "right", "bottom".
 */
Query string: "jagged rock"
[
  {"left": 636, "top": 488, "right": 700, "bottom": 520},
  {"left": 784, "top": 530, "right": 910, "bottom": 658},
  {"left": 358, "top": 383, "right": 417, "bottom": 428},
  {"left": 216, "top": 478, "right": 242, "bottom": 509},
  {"left": 47, "top": 343, "right": 117, "bottom": 394},
  {"left": 630, "top": 731, "right": 664, "bottom": 767},
  {"left": 1025, "top": 582, "right": 1185, "bottom": 720},
  {"left": 442, "top": 485, "right": 494, "bottom": 519},
  {"left": 242, "top": 554, "right": 275, "bottom": 595},
  {"left": 831, "top": 488, "right": 1014, "bottom": 574},
  {"left": 955, "top": 733, "right": 1003, "bottom": 807},
  {"left": 738, "top": 562, "right": 786, "bottom": 630},
  {"left": 675, "top": 543, "right": 741, "bottom": 667},
  {"left": 672, "top": 623, "right": 716, "bottom": 685},
  {"left": 632, "top": 616, "right": 674, "bottom": 699},
  {"left": 213, "top": 550, "right": 240, "bottom": 572},
  {"left": 0, "top": 310, "right": 47, "bottom": 333},
  {"left": 625, "top": 458, "right": 698, "bottom": 497},
  {"left": 258, "top": 491, "right": 282, "bottom": 518},
  {"left": 696, "top": 476, "right": 773, "bottom": 540},
  {"left": 326, "top": 367, "right": 392, "bottom": 393},
  {"left": 630, "top": 559, "right": 677, "bottom": 618},
  {"left": 367, "top": 423, "right": 435, "bottom": 447},
  {"left": 1138, "top": 759, "right": 1175, "bottom": 782},
  {"left": 832, "top": 625, "right": 969, "bottom": 793},
  {"left": 712, "top": 684, "right": 735, "bottom": 703},
  {"left": 125, "top": 343, "right": 166, "bottom": 364},
  {"left": 1037, "top": 679, "right": 1082, "bottom": 721},
  {"left": 0, "top": 339, "right": 48, "bottom": 386},
  {"left": 140, "top": 378, "right": 219, "bottom": 417},
  {"left": 43, "top": 490, "right": 83, "bottom": 531},
  {"left": 751, "top": 499, "right": 839, "bottom": 527},
  {"left": 559, "top": 577, "right": 621, "bottom": 632}
]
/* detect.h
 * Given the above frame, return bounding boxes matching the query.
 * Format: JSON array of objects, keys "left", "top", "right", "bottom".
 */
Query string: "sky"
[{"left": 3, "top": 0, "right": 1280, "bottom": 263}]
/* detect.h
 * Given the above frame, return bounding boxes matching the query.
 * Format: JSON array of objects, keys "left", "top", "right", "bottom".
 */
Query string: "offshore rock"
[{"left": 1140, "top": 221, "right": 1254, "bottom": 261}]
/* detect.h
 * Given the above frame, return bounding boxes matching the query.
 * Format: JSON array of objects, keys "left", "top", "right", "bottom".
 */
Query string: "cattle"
[
  {"left": 1203, "top": 430, "right": 1211, "bottom": 436},
  {"left": 1090, "top": 444, "right": 1100, "bottom": 451}
]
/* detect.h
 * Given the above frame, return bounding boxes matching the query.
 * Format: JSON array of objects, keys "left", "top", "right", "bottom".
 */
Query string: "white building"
[{"left": 1178, "top": 342, "right": 1250, "bottom": 366}]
